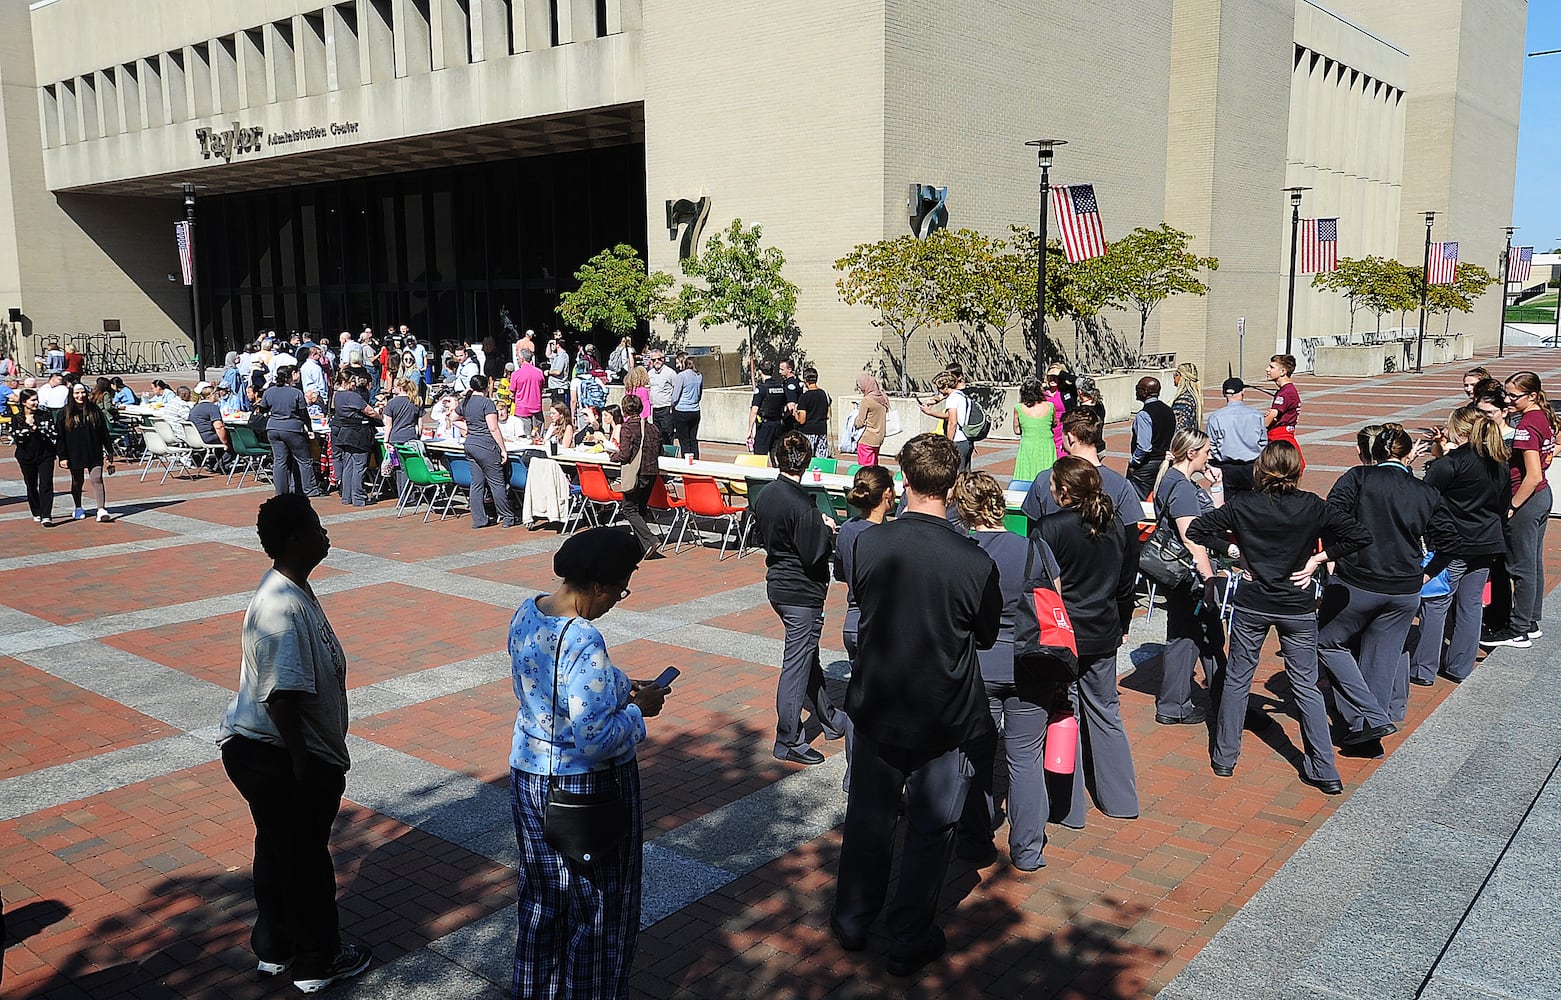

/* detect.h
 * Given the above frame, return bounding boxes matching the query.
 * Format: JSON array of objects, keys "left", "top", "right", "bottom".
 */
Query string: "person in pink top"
[{"left": 508, "top": 348, "right": 546, "bottom": 437}]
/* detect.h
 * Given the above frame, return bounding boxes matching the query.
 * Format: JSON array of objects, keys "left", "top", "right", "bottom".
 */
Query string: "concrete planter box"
[
  {"left": 1313, "top": 335, "right": 1473, "bottom": 376},
  {"left": 692, "top": 368, "right": 1173, "bottom": 458}
]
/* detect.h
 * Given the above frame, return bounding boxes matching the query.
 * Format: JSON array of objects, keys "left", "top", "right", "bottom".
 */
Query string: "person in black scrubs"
[
  {"left": 259, "top": 365, "right": 319, "bottom": 497},
  {"left": 458, "top": 375, "right": 519, "bottom": 529},
  {"left": 833, "top": 433, "right": 1001, "bottom": 978},
  {"left": 329, "top": 371, "right": 381, "bottom": 507},
  {"left": 1036, "top": 456, "right": 1139, "bottom": 828}
]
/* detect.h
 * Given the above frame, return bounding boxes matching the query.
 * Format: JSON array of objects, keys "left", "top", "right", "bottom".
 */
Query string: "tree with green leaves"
[
  {"left": 834, "top": 230, "right": 960, "bottom": 391},
  {"left": 1312, "top": 255, "right": 1416, "bottom": 337},
  {"left": 1100, "top": 224, "right": 1219, "bottom": 360},
  {"left": 1418, "top": 261, "right": 1496, "bottom": 334},
  {"left": 555, "top": 244, "right": 674, "bottom": 339},
  {"left": 677, "top": 219, "right": 800, "bottom": 378}
]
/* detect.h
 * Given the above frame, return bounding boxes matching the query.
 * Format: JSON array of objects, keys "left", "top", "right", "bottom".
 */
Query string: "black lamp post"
[
  {"left": 1498, "top": 226, "right": 1517, "bottom": 358},
  {"left": 1415, "top": 210, "right": 1435, "bottom": 373},
  {"left": 1554, "top": 240, "right": 1561, "bottom": 347},
  {"left": 1026, "top": 138, "right": 1066, "bottom": 376},
  {"left": 177, "top": 182, "right": 206, "bottom": 380},
  {"left": 1283, "top": 186, "right": 1311, "bottom": 356}
]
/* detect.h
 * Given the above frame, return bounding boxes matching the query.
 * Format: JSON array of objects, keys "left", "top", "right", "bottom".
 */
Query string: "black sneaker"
[
  {"left": 1480, "top": 629, "right": 1532, "bottom": 649},
  {"left": 294, "top": 944, "right": 371, "bottom": 994}
]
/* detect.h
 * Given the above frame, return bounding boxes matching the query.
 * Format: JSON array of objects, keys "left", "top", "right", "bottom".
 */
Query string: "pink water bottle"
[{"left": 1044, "top": 711, "right": 1078, "bottom": 775}]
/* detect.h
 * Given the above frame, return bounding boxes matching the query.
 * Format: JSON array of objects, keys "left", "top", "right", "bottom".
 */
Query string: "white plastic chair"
[{"left": 138, "top": 427, "right": 195, "bottom": 484}]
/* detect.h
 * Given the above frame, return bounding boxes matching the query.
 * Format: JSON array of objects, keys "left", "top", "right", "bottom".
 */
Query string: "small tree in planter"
[
  {"left": 1312, "top": 255, "right": 1417, "bottom": 338},
  {"left": 677, "top": 219, "right": 801, "bottom": 377},
  {"left": 1420, "top": 261, "right": 1495, "bottom": 335},
  {"left": 834, "top": 230, "right": 956, "bottom": 392},
  {"left": 1104, "top": 224, "right": 1219, "bottom": 361},
  {"left": 556, "top": 244, "right": 675, "bottom": 344}
]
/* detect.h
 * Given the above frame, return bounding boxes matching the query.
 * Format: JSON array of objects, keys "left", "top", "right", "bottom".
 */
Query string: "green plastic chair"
[
  {"left": 395, "top": 443, "right": 454, "bottom": 521},
  {"left": 227, "top": 423, "right": 272, "bottom": 488},
  {"left": 804, "top": 485, "right": 846, "bottom": 525},
  {"left": 845, "top": 463, "right": 862, "bottom": 477},
  {"left": 807, "top": 457, "right": 838, "bottom": 475},
  {"left": 1003, "top": 511, "right": 1030, "bottom": 536}
]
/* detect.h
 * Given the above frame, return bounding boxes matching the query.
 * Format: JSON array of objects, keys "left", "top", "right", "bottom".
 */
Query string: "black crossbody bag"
[{"left": 542, "top": 620, "right": 630, "bottom": 864}]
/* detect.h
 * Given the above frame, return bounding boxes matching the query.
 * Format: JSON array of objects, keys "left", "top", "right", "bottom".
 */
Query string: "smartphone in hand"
[{"left": 653, "top": 666, "right": 680, "bottom": 689}]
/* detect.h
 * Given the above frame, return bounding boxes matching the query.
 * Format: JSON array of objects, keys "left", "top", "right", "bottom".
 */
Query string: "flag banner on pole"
[
  {"left": 1428, "top": 241, "right": 1458, "bottom": 286},
  {"left": 1510, "top": 246, "right": 1533, "bottom": 284},
  {"left": 1298, "top": 218, "right": 1338, "bottom": 274},
  {"left": 175, "top": 221, "right": 194, "bottom": 286},
  {"left": 1049, "top": 184, "right": 1107, "bottom": 263}
]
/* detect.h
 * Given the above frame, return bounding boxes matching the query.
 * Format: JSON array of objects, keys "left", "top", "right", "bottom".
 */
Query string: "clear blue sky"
[{"left": 1516, "top": 4, "right": 1561, "bottom": 252}]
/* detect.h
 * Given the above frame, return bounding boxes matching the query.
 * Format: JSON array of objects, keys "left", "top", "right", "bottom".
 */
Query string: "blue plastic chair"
[
  {"left": 1009, "top": 479, "right": 1034, "bottom": 494},
  {"left": 506, "top": 456, "right": 528, "bottom": 510},
  {"left": 442, "top": 456, "right": 474, "bottom": 521}
]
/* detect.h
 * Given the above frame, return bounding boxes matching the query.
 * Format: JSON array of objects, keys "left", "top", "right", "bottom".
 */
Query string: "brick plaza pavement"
[{"left": 1, "top": 347, "right": 1557, "bottom": 999}]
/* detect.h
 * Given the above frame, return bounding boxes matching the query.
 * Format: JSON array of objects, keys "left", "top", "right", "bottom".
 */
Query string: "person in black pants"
[
  {"left": 259, "top": 366, "right": 320, "bottom": 497},
  {"left": 752, "top": 431, "right": 850, "bottom": 765},
  {"left": 218, "top": 495, "right": 371, "bottom": 993},
  {"left": 1188, "top": 441, "right": 1371, "bottom": 795},
  {"left": 11, "top": 389, "right": 56, "bottom": 525},
  {"left": 1414, "top": 407, "right": 1511, "bottom": 682},
  {"left": 953, "top": 472, "right": 1064, "bottom": 872},
  {"left": 1037, "top": 456, "right": 1140, "bottom": 828},
  {"left": 458, "top": 375, "right": 519, "bottom": 529},
  {"left": 748, "top": 364, "right": 788, "bottom": 457},
  {"left": 608, "top": 395, "right": 664, "bottom": 556},
  {"left": 1153, "top": 430, "right": 1227, "bottom": 726},
  {"left": 1126, "top": 376, "right": 1174, "bottom": 500},
  {"left": 833, "top": 433, "right": 1001, "bottom": 977},
  {"left": 1321, "top": 424, "right": 1441, "bottom": 734}
]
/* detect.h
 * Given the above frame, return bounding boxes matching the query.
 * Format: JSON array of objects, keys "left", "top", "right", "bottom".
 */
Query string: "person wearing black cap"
[
  {"left": 1204, "top": 377, "right": 1267, "bottom": 494},
  {"left": 506, "top": 528, "right": 668, "bottom": 999}
]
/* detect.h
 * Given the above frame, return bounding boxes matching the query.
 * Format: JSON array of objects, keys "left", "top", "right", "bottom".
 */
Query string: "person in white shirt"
[
  {"left": 453, "top": 349, "right": 479, "bottom": 391},
  {"left": 919, "top": 369, "right": 972, "bottom": 471},
  {"left": 38, "top": 373, "right": 70, "bottom": 411},
  {"left": 299, "top": 347, "right": 329, "bottom": 404},
  {"left": 496, "top": 400, "right": 527, "bottom": 442}
]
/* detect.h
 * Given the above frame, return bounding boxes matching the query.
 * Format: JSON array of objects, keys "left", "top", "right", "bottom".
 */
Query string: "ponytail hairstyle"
[
  {"left": 1370, "top": 423, "right": 1414, "bottom": 464},
  {"left": 846, "top": 464, "right": 895, "bottom": 516},
  {"left": 1174, "top": 362, "right": 1202, "bottom": 426},
  {"left": 952, "top": 471, "right": 1007, "bottom": 529},
  {"left": 1505, "top": 371, "right": 1561, "bottom": 434},
  {"left": 1169, "top": 427, "right": 1209, "bottom": 464},
  {"left": 465, "top": 373, "right": 489, "bottom": 409},
  {"left": 1050, "top": 455, "right": 1115, "bottom": 537},
  {"left": 1254, "top": 440, "right": 1303, "bottom": 494},
  {"left": 1355, "top": 424, "right": 1384, "bottom": 466},
  {"left": 1446, "top": 404, "right": 1510, "bottom": 464}
]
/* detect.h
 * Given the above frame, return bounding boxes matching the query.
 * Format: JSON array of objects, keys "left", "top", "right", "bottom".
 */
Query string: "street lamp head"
[
  {"left": 1503, "top": 226, "right": 1519, "bottom": 237},
  {"left": 1423, "top": 210, "right": 1436, "bottom": 228},
  {"left": 1025, "top": 138, "right": 1068, "bottom": 169},
  {"left": 1284, "top": 186, "right": 1310, "bottom": 208}
]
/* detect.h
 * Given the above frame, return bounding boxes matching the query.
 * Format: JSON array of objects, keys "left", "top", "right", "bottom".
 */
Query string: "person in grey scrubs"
[{"left": 458, "top": 375, "right": 519, "bottom": 529}]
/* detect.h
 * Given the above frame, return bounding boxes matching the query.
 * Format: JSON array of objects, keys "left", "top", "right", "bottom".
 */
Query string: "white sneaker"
[
  {"left": 32, "top": 515, "right": 41, "bottom": 523},
  {"left": 1529, "top": 627, "right": 1544, "bottom": 640},
  {"left": 293, "top": 944, "right": 371, "bottom": 994},
  {"left": 256, "top": 958, "right": 291, "bottom": 977},
  {"left": 97, "top": 509, "right": 112, "bottom": 523},
  {"left": 41, "top": 517, "right": 53, "bottom": 527}
]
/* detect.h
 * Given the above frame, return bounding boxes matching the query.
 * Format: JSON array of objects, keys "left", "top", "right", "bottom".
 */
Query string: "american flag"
[
  {"left": 175, "top": 221, "right": 194, "bottom": 286},
  {"left": 1298, "top": 218, "right": 1338, "bottom": 274},
  {"left": 1509, "top": 246, "right": 1533, "bottom": 284},
  {"left": 1049, "top": 184, "right": 1107, "bottom": 262},
  {"left": 1427, "top": 241, "right": 1458, "bottom": 286}
]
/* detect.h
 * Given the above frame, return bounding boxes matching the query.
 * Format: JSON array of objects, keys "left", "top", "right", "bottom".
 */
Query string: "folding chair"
[{"left": 675, "top": 475, "right": 745, "bottom": 558}]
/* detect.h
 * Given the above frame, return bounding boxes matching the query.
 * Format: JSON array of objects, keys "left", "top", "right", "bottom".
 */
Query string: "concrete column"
[{"left": 517, "top": 0, "right": 551, "bottom": 51}]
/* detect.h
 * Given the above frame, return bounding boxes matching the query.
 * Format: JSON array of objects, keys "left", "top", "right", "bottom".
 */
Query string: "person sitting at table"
[
  {"left": 430, "top": 393, "right": 463, "bottom": 444},
  {"left": 496, "top": 399, "right": 527, "bottom": 442},
  {"left": 189, "top": 384, "right": 232, "bottom": 467},
  {"left": 540, "top": 402, "right": 574, "bottom": 450},
  {"left": 588, "top": 404, "right": 623, "bottom": 451},
  {"left": 110, "top": 377, "right": 137, "bottom": 408}
]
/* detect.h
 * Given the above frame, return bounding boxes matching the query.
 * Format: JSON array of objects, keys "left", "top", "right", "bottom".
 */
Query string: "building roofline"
[{"left": 1300, "top": 0, "right": 1411, "bottom": 58}]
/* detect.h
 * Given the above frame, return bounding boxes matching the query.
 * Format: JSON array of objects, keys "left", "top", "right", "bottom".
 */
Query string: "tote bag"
[{"left": 1012, "top": 539, "right": 1080, "bottom": 682}]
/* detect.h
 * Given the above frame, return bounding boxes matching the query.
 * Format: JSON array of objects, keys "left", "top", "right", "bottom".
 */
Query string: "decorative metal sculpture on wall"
[
  {"left": 666, "top": 197, "right": 711, "bottom": 260},
  {"left": 908, "top": 184, "right": 949, "bottom": 238}
]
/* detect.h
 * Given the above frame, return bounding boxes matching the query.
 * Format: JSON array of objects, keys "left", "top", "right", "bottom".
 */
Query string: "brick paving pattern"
[{"left": 1, "top": 349, "right": 1558, "bottom": 999}]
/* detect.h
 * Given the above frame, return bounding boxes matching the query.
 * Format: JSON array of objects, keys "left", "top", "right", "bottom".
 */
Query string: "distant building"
[{"left": 0, "top": 0, "right": 1524, "bottom": 387}]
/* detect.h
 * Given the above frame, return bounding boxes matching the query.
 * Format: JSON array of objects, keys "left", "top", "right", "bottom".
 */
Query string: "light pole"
[
  {"left": 1026, "top": 138, "right": 1066, "bottom": 376},
  {"left": 177, "top": 182, "right": 206, "bottom": 380},
  {"left": 1554, "top": 239, "right": 1561, "bottom": 347},
  {"left": 1415, "top": 211, "right": 1435, "bottom": 373},
  {"left": 1283, "top": 186, "right": 1311, "bottom": 356},
  {"left": 1498, "top": 226, "right": 1517, "bottom": 358}
]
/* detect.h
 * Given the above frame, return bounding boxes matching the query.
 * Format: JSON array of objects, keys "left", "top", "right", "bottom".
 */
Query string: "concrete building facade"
[{"left": 0, "top": 0, "right": 1526, "bottom": 390}]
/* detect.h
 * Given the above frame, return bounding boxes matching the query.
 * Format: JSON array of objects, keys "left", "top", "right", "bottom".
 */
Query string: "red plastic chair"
[
  {"left": 574, "top": 462, "right": 624, "bottom": 532},
  {"left": 647, "top": 475, "right": 688, "bottom": 543},
  {"left": 676, "top": 475, "right": 746, "bottom": 559}
]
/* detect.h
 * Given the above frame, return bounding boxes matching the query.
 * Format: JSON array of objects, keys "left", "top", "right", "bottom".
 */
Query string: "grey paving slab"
[
  {"left": 0, "top": 733, "right": 219, "bottom": 820},
  {"left": 640, "top": 841, "right": 743, "bottom": 927},
  {"left": 333, "top": 944, "right": 508, "bottom": 1000},
  {"left": 347, "top": 653, "right": 511, "bottom": 720},
  {"left": 342, "top": 737, "right": 515, "bottom": 864},
  {"left": 18, "top": 640, "right": 236, "bottom": 732},
  {"left": 1288, "top": 822, "right": 1506, "bottom": 1000},
  {"left": 423, "top": 906, "right": 514, "bottom": 987},
  {"left": 0, "top": 623, "right": 86, "bottom": 657},
  {"left": 1424, "top": 776, "right": 1561, "bottom": 1000},
  {"left": 0, "top": 533, "right": 199, "bottom": 572}
]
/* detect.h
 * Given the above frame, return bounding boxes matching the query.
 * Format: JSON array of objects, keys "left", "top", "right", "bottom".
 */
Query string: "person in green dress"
[{"left": 1012, "top": 377, "right": 1057, "bottom": 482}]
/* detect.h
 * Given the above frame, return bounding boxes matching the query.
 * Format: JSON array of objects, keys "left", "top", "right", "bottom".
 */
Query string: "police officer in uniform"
[
  {"left": 778, "top": 360, "right": 804, "bottom": 433},
  {"left": 749, "top": 364, "right": 789, "bottom": 457}
]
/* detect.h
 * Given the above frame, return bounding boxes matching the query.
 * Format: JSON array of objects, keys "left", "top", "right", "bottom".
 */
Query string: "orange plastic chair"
[
  {"left": 574, "top": 462, "right": 624, "bottom": 531},
  {"left": 676, "top": 475, "right": 746, "bottom": 559},
  {"left": 647, "top": 475, "right": 688, "bottom": 542}
]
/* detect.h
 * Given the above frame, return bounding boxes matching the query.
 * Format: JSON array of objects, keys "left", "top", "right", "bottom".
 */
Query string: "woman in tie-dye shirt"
[{"left": 507, "top": 529, "right": 667, "bottom": 999}]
